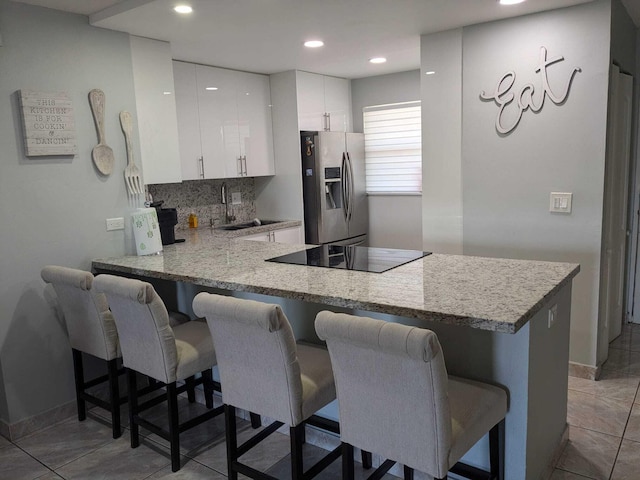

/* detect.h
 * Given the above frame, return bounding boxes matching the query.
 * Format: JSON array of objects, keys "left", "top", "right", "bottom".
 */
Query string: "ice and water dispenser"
[{"left": 324, "top": 167, "right": 342, "bottom": 210}]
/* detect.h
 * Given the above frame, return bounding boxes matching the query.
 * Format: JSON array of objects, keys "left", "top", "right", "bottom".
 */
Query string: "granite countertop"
[{"left": 92, "top": 229, "right": 579, "bottom": 334}]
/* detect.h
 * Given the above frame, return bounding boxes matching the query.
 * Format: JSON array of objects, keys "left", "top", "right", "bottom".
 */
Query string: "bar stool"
[
  {"left": 41, "top": 266, "right": 126, "bottom": 438},
  {"left": 94, "top": 274, "right": 221, "bottom": 472},
  {"left": 41, "top": 266, "right": 195, "bottom": 439},
  {"left": 315, "top": 311, "right": 507, "bottom": 480},
  {"left": 193, "top": 293, "right": 351, "bottom": 480}
]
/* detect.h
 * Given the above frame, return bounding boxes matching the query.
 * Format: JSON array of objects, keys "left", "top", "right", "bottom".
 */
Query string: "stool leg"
[
  {"left": 127, "top": 369, "right": 140, "bottom": 448},
  {"left": 168, "top": 382, "right": 181, "bottom": 472},
  {"left": 107, "top": 359, "right": 121, "bottom": 439},
  {"left": 290, "top": 424, "right": 305, "bottom": 480},
  {"left": 201, "top": 369, "right": 214, "bottom": 408},
  {"left": 361, "top": 450, "right": 372, "bottom": 469},
  {"left": 342, "top": 442, "right": 355, "bottom": 480},
  {"left": 250, "top": 412, "right": 262, "bottom": 429},
  {"left": 403, "top": 465, "right": 414, "bottom": 480},
  {"left": 225, "top": 405, "right": 239, "bottom": 480},
  {"left": 185, "top": 375, "right": 196, "bottom": 403},
  {"left": 490, "top": 419, "right": 504, "bottom": 480},
  {"left": 71, "top": 349, "right": 86, "bottom": 421}
]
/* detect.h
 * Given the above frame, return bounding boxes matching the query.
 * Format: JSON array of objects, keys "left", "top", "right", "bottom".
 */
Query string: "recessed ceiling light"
[
  {"left": 369, "top": 57, "right": 387, "bottom": 64},
  {"left": 205, "top": 86, "right": 218, "bottom": 91},
  {"left": 163, "top": 91, "right": 172, "bottom": 95},
  {"left": 304, "top": 40, "right": 324, "bottom": 48},
  {"left": 174, "top": 5, "right": 193, "bottom": 14},
  {"left": 498, "top": 0, "right": 525, "bottom": 5},
  {"left": 425, "top": 71, "right": 436, "bottom": 75}
]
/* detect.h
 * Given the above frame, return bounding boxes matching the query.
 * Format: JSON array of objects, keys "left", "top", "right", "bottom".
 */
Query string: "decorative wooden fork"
[{"left": 119, "top": 111, "right": 143, "bottom": 196}]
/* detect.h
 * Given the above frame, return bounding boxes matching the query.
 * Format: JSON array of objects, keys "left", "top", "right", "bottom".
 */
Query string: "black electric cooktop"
[{"left": 266, "top": 245, "right": 431, "bottom": 273}]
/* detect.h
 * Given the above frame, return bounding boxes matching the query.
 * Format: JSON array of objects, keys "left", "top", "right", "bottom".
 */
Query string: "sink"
[{"left": 217, "top": 219, "right": 283, "bottom": 231}]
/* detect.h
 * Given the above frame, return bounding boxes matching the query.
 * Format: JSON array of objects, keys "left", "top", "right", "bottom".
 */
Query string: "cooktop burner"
[{"left": 266, "top": 245, "right": 431, "bottom": 273}]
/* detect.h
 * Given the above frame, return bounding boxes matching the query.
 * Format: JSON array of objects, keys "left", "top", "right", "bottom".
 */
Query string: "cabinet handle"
[
  {"left": 326, "top": 113, "right": 331, "bottom": 131},
  {"left": 237, "top": 156, "right": 242, "bottom": 177},
  {"left": 198, "top": 156, "right": 205, "bottom": 179},
  {"left": 243, "top": 155, "right": 248, "bottom": 176},
  {"left": 323, "top": 113, "right": 330, "bottom": 131}
]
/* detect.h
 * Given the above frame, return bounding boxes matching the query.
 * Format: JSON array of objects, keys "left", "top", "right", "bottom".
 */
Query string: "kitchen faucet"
[{"left": 221, "top": 182, "right": 235, "bottom": 224}]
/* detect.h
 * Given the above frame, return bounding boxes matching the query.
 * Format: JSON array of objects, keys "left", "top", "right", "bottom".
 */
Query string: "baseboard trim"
[
  {"left": 568, "top": 361, "right": 601, "bottom": 380},
  {"left": 2, "top": 399, "right": 77, "bottom": 442}
]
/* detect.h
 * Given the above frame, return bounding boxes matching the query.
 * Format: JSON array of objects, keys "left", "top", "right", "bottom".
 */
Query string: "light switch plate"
[
  {"left": 550, "top": 192, "right": 572, "bottom": 213},
  {"left": 232, "top": 192, "right": 241, "bottom": 205},
  {"left": 106, "top": 217, "right": 125, "bottom": 231}
]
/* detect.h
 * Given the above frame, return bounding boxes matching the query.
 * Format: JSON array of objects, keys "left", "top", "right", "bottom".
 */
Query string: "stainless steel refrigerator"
[{"left": 301, "top": 131, "right": 368, "bottom": 246}]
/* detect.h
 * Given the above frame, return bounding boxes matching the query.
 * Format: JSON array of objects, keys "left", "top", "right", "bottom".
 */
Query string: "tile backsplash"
[{"left": 148, "top": 178, "right": 256, "bottom": 230}]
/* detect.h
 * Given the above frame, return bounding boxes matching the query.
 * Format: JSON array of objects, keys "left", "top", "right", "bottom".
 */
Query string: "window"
[{"left": 363, "top": 101, "right": 422, "bottom": 195}]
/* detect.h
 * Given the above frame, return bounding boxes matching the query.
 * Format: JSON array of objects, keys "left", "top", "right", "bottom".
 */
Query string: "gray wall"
[
  {"left": 461, "top": 1, "right": 611, "bottom": 367},
  {"left": 0, "top": 1, "right": 138, "bottom": 427},
  {"left": 611, "top": 0, "right": 637, "bottom": 73},
  {"left": 351, "top": 70, "right": 423, "bottom": 250}
]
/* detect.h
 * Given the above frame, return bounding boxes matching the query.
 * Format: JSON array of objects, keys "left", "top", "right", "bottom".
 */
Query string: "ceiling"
[{"left": 12, "top": 0, "right": 639, "bottom": 79}]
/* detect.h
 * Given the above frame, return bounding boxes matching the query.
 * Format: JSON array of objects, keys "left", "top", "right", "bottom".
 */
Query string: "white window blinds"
[{"left": 363, "top": 101, "right": 422, "bottom": 194}]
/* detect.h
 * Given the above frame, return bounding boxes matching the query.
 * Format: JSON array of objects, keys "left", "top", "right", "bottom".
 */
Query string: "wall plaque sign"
[
  {"left": 480, "top": 47, "right": 581, "bottom": 135},
  {"left": 19, "top": 90, "right": 78, "bottom": 156}
]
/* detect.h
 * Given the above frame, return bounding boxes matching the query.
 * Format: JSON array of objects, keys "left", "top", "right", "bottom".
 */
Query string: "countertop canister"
[{"left": 131, "top": 207, "right": 163, "bottom": 255}]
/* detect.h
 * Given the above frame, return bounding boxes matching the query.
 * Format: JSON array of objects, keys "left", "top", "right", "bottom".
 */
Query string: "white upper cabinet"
[
  {"left": 173, "top": 61, "right": 275, "bottom": 180},
  {"left": 297, "top": 71, "right": 351, "bottom": 133},
  {"left": 237, "top": 72, "right": 275, "bottom": 177},
  {"left": 173, "top": 61, "right": 202, "bottom": 181},
  {"left": 196, "top": 65, "right": 236, "bottom": 179},
  {"left": 130, "top": 36, "right": 182, "bottom": 184}
]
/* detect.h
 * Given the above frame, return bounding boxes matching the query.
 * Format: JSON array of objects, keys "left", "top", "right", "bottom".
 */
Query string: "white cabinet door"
[
  {"left": 242, "top": 232, "right": 271, "bottom": 241},
  {"left": 236, "top": 71, "right": 275, "bottom": 177},
  {"left": 242, "top": 226, "right": 301, "bottom": 244},
  {"left": 273, "top": 226, "right": 302, "bottom": 244},
  {"left": 296, "top": 71, "right": 351, "bottom": 133},
  {"left": 130, "top": 36, "right": 182, "bottom": 184},
  {"left": 196, "top": 65, "right": 235, "bottom": 179},
  {"left": 173, "top": 61, "right": 202, "bottom": 181},
  {"left": 323, "top": 75, "right": 351, "bottom": 133},
  {"left": 297, "top": 71, "right": 326, "bottom": 132}
]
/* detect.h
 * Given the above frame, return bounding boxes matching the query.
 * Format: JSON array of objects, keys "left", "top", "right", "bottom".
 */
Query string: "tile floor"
[{"left": 3, "top": 323, "right": 640, "bottom": 480}]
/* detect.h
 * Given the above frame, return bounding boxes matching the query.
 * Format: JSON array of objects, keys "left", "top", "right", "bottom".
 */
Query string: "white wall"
[
  {"left": 460, "top": 1, "right": 611, "bottom": 367},
  {"left": 0, "top": 1, "right": 139, "bottom": 427},
  {"left": 351, "top": 70, "right": 423, "bottom": 250}
]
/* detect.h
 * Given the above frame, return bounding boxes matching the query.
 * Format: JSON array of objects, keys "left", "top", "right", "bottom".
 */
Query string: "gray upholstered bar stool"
[
  {"left": 41, "top": 266, "right": 195, "bottom": 439},
  {"left": 315, "top": 311, "right": 508, "bottom": 480},
  {"left": 192, "top": 292, "right": 347, "bottom": 480},
  {"left": 94, "top": 274, "right": 221, "bottom": 472},
  {"left": 41, "top": 266, "right": 125, "bottom": 438}
]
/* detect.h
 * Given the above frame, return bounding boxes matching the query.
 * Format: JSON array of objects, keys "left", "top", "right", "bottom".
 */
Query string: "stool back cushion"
[
  {"left": 193, "top": 293, "right": 303, "bottom": 426},
  {"left": 41, "top": 266, "right": 119, "bottom": 361},
  {"left": 93, "top": 274, "right": 178, "bottom": 383},
  {"left": 315, "top": 311, "right": 452, "bottom": 476}
]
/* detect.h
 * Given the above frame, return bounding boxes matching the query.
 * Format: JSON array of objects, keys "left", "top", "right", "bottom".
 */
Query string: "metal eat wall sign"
[{"left": 480, "top": 47, "right": 581, "bottom": 135}]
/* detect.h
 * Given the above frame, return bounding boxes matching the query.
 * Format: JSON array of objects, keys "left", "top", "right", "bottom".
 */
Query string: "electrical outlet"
[
  {"left": 548, "top": 304, "right": 558, "bottom": 329},
  {"left": 106, "top": 217, "right": 125, "bottom": 231},
  {"left": 232, "top": 192, "right": 241, "bottom": 205}
]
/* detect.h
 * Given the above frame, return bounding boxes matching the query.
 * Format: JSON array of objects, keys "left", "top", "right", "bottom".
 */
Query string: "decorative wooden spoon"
[{"left": 88, "top": 89, "right": 114, "bottom": 175}]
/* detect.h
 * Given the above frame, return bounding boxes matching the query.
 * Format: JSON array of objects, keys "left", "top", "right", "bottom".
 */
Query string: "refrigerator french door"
[{"left": 301, "top": 131, "right": 368, "bottom": 246}]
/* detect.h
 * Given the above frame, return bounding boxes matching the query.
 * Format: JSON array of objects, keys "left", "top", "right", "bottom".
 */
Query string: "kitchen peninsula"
[{"left": 93, "top": 229, "right": 579, "bottom": 480}]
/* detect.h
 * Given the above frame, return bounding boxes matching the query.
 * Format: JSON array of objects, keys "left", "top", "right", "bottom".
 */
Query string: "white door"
[{"left": 601, "top": 66, "right": 633, "bottom": 347}]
